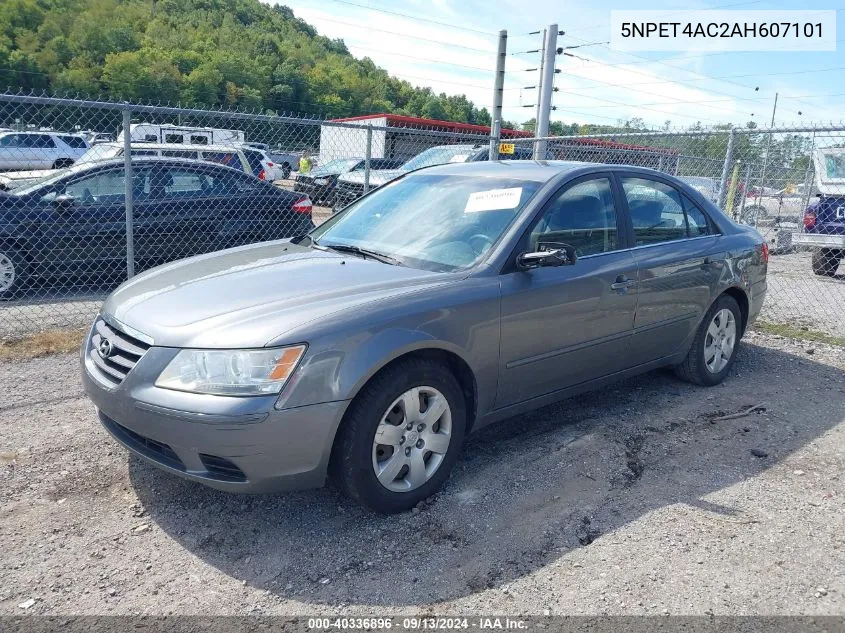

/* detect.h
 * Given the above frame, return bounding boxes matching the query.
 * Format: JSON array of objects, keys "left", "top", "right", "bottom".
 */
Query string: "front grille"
[
  {"left": 199, "top": 454, "right": 247, "bottom": 482},
  {"left": 337, "top": 182, "right": 365, "bottom": 202},
  {"left": 101, "top": 415, "right": 185, "bottom": 471},
  {"left": 88, "top": 318, "right": 151, "bottom": 386}
]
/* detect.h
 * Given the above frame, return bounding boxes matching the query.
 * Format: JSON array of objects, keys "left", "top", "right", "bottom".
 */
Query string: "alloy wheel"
[
  {"left": 371, "top": 386, "right": 453, "bottom": 493},
  {"left": 704, "top": 308, "right": 736, "bottom": 373},
  {"left": 0, "top": 252, "right": 15, "bottom": 293}
]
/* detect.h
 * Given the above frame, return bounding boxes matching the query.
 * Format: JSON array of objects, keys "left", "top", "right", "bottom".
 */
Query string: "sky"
[{"left": 269, "top": 0, "right": 845, "bottom": 130}]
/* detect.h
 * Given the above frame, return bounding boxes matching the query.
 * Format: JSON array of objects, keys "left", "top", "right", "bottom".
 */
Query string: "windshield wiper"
[{"left": 316, "top": 242, "right": 404, "bottom": 266}]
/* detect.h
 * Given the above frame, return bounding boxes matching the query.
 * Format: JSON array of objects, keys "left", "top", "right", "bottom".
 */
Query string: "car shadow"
[{"left": 131, "top": 341, "right": 844, "bottom": 606}]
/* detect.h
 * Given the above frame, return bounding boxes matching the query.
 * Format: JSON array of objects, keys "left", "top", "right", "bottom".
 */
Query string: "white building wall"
[{"left": 318, "top": 117, "right": 387, "bottom": 163}]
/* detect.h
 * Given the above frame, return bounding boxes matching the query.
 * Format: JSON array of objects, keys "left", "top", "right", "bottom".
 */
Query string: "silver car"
[{"left": 81, "top": 161, "right": 768, "bottom": 513}]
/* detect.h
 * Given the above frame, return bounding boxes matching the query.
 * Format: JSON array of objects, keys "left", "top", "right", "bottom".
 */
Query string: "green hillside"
[{"left": 0, "top": 0, "right": 493, "bottom": 123}]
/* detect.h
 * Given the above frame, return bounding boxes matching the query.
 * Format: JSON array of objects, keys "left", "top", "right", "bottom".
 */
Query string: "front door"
[{"left": 497, "top": 175, "right": 638, "bottom": 409}]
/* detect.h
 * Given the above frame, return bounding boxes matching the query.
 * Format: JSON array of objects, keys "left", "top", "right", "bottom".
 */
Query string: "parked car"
[
  {"left": 0, "top": 142, "right": 258, "bottom": 190},
  {"left": 0, "top": 131, "right": 89, "bottom": 171},
  {"left": 333, "top": 143, "right": 534, "bottom": 211},
  {"left": 80, "top": 160, "right": 767, "bottom": 513},
  {"left": 294, "top": 157, "right": 405, "bottom": 206},
  {"left": 240, "top": 146, "right": 287, "bottom": 183},
  {"left": 268, "top": 151, "right": 299, "bottom": 180},
  {"left": 0, "top": 157, "right": 313, "bottom": 298},
  {"left": 679, "top": 176, "right": 719, "bottom": 204}
]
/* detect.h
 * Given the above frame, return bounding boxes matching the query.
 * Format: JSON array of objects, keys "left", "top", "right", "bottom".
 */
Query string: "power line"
[
  {"left": 321, "top": 0, "right": 497, "bottom": 36},
  {"left": 301, "top": 14, "right": 493, "bottom": 53},
  {"left": 343, "top": 43, "right": 494, "bottom": 72}
]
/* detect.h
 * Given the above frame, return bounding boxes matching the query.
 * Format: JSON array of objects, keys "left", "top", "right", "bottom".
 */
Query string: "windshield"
[
  {"left": 310, "top": 173, "right": 542, "bottom": 271},
  {"left": 313, "top": 158, "right": 360, "bottom": 175},
  {"left": 400, "top": 146, "right": 479, "bottom": 172}
]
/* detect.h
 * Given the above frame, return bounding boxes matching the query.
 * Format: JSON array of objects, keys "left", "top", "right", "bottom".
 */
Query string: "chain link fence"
[{"left": 1, "top": 92, "right": 843, "bottom": 340}]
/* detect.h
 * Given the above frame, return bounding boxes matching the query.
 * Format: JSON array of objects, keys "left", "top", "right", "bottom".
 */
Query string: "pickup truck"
[{"left": 792, "top": 149, "right": 845, "bottom": 276}]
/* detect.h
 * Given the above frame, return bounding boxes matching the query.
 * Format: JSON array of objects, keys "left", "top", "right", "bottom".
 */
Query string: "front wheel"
[
  {"left": 675, "top": 295, "right": 742, "bottom": 386},
  {"left": 331, "top": 357, "right": 467, "bottom": 513},
  {"left": 52, "top": 158, "right": 74, "bottom": 169}
]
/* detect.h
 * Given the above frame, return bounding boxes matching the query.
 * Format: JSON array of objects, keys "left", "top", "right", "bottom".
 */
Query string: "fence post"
[
  {"left": 363, "top": 125, "right": 372, "bottom": 194},
  {"left": 122, "top": 105, "right": 135, "bottom": 279},
  {"left": 489, "top": 29, "right": 507, "bottom": 161},
  {"left": 739, "top": 162, "right": 751, "bottom": 220},
  {"left": 717, "top": 128, "right": 736, "bottom": 211}
]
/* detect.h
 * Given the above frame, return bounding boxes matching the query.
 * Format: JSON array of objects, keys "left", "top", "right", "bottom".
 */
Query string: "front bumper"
[{"left": 82, "top": 338, "right": 349, "bottom": 493}]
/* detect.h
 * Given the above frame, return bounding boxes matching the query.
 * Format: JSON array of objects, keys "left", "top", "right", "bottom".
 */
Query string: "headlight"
[{"left": 155, "top": 345, "right": 306, "bottom": 396}]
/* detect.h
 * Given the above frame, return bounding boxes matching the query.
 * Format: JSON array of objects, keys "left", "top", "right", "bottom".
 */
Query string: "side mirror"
[
  {"left": 517, "top": 242, "right": 577, "bottom": 269},
  {"left": 51, "top": 193, "right": 76, "bottom": 211}
]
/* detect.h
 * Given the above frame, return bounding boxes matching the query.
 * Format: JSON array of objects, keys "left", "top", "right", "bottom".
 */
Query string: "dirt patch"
[{"left": 0, "top": 328, "right": 86, "bottom": 361}]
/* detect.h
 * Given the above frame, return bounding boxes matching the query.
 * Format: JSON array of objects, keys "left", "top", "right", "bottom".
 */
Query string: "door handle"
[{"left": 611, "top": 275, "right": 636, "bottom": 291}]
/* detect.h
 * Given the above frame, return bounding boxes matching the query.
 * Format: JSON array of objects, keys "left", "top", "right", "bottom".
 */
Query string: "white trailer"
[{"left": 119, "top": 123, "right": 246, "bottom": 146}]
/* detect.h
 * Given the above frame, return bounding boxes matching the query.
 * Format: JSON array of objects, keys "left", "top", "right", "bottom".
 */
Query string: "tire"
[
  {"left": 741, "top": 205, "right": 767, "bottom": 224},
  {"left": 281, "top": 164, "right": 291, "bottom": 180},
  {"left": 674, "top": 295, "right": 742, "bottom": 387},
  {"left": 812, "top": 248, "right": 841, "bottom": 277},
  {"left": 52, "top": 158, "right": 74, "bottom": 169},
  {"left": 0, "top": 246, "right": 26, "bottom": 300},
  {"left": 331, "top": 357, "right": 467, "bottom": 513}
]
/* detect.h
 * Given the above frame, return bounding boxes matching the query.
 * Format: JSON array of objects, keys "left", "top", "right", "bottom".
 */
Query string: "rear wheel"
[
  {"left": 741, "top": 205, "right": 767, "bottom": 224},
  {"left": 675, "top": 295, "right": 742, "bottom": 386},
  {"left": 0, "top": 246, "right": 26, "bottom": 300},
  {"left": 812, "top": 248, "right": 841, "bottom": 277},
  {"left": 332, "top": 357, "right": 466, "bottom": 513},
  {"left": 281, "top": 163, "right": 291, "bottom": 180}
]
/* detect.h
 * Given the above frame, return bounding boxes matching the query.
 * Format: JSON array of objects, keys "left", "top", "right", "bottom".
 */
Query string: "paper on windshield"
[
  {"left": 465, "top": 187, "right": 523, "bottom": 213},
  {"left": 448, "top": 154, "right": 470, "bottom": 163}
]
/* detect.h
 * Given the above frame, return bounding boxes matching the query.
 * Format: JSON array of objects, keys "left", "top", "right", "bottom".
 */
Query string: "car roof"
[{"left": 414, "top": 160, "right": 705, "bottom": 184}]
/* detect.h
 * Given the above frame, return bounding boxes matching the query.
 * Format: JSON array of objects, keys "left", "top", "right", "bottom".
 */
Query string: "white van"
[{"left": 119, "top": 124, "right": 246, "bottom": 146}]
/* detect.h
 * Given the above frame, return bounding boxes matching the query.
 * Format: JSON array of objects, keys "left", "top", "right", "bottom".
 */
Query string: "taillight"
[
  {"left": 258, "top": 169, "right": 266, "bottom": 180},
  {"left": 760, "top": 242, "right": 769, "bottom": 264},
  {"left": 292, "top": 197, "right": 312, "bottom": 214},
  {"left": 803, "top": 210, "right": 816, "bottom": 229}
]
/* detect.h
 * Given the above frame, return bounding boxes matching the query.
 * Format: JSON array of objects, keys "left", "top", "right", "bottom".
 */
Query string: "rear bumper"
[
  {"left": 792, "top": 233, "right": 845, "bottom": 248},
  {"left": 82, "top": 350, "right": 349, "bottom": 493},
  {"left": 748, "top": 278, "right": 767, "bottom": 328}
]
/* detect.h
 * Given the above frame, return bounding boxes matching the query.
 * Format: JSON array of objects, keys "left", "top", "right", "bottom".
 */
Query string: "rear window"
[
  {"left": 60, "top": 135, "right": 88, "bottom": 149},
  {"left": 201, "top": 151, "right": 246, "bottom": 173},
  {"left": 242, "top": 149, "right": 265, "bottom": 176}
]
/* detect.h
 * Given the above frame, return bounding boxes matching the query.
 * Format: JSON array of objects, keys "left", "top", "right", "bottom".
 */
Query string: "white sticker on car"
[
  {"left": 448, "top": 154, "right": 470, "bottom": 163},
  {"left": 465, "top": 187, "right": 523, "bottom": 213}
]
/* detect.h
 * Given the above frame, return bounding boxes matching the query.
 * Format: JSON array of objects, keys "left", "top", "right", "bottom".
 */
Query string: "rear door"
[{"left": 617, "top": 173, "right": 724, "bottom": 363}]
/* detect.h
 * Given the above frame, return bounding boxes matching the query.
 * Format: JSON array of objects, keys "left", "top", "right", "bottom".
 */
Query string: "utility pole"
[
  {"left": 489, "top": 29, "right": 507, "bottom": 161},
  {"left": 534, "top": 24, "right": 558, "bottom": 159},
  {"left": 756, "top": 92, "right": 778, "bottom": 202},
  {"left": 533, "top": 28, "right": 547, "bottom": 137}
]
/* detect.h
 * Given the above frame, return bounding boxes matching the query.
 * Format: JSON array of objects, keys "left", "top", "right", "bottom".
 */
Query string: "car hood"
[
  {"left": 338, "top": 169, "right": 405, "bottom": 187},
  {"left": 102, "top": 240, "right": 453, "bottom": 348}
]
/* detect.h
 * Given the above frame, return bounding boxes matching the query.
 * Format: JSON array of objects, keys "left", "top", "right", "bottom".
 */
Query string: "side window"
[
  {"left": 530, "top": 177, "right": 619, "bottom": 257},
  {"left": 201, "top": 151, "right": 240, "bottom": 169},
  {"left": 131, "top": 149, "right": 158, "bottom": 157},
  {"left": 34, "top": 135, "right": 57, "bottom": 148},
  {"left": 682, "top": 195, "right": 712, "bottom": 237},
  {"left": 148, "top": 167, "right": 207, "bottom": 198},
  {"left": 64, "top": 168, "right": 126, "bottom": 202},
  {"left": 19, "top": 135, "right": 38, "bottom": 148},
  {"left": 189, "top": 134, "right": 209, "bottom": 145},
  {"left": 0, "top": 134, "right": 20, "bottom": 148},
  {"left": 622, "top": 177, "right": 687, "bottom": 246}
]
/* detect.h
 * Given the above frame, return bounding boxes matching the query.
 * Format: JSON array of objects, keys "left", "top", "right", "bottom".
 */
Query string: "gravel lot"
[{"left": 1, "top": 330, "right": 843, "bottom": 616}]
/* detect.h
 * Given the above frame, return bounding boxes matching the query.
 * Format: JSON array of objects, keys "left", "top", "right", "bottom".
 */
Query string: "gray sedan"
[{"left": 81, "top": 161, "right": 768, "bottom": 513}]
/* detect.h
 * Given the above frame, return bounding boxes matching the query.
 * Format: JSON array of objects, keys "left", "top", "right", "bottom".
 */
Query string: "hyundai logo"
[{"left": 97, "top": 338, "right": 114, "bottom": 360}]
